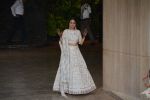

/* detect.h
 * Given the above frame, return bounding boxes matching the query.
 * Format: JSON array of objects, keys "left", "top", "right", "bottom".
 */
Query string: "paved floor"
[{"left": 0, "top": 42, "right": 122, "bottom": 100}]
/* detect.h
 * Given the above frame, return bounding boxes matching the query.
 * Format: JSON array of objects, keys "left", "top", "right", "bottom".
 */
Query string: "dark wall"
[
  {"left": 0, "top": 0, "right": 14, "bottom": 43},
  {"left": 25, "top": 0, "right": 48, "bottom": 45},
  {"left": 0, "top": 0, "right": 48, "bottom": 45}
]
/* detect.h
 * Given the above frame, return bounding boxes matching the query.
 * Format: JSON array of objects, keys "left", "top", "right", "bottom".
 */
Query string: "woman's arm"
[
  {"left": 79, "top": 36, "right": 86, "bottom": 45},
  {"left": 57, "top": 29, "right": 63, "bottom": 42},
  {"left": 79, "top": 29, "right": 87, "bottom": 45},
  {"left": 57, "top": 29, "right": 63, "bottom": 37}
]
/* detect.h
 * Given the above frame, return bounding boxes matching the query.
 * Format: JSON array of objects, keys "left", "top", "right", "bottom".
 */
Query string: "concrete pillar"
[{"left": 103, "top": 0, "right": 150, "bottom": 99}]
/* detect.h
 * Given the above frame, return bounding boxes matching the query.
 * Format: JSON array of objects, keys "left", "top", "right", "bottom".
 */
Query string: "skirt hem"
[{"left": 53, "top": 86, "right": 96, "bottom": 95}]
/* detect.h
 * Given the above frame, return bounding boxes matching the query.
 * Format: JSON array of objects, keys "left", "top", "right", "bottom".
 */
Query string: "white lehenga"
[{"left": 53, "top": 29, "right": 96, "bottom": 94}]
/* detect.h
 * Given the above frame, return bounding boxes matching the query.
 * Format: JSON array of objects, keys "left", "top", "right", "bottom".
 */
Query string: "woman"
[{"left": 53, "top": 19, "right": 96, "bottom": 97}]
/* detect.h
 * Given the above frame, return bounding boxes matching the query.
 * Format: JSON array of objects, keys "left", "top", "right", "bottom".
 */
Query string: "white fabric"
[
  {"left": 81, "top": 3, "right": 91, "bottom": 19},
  {"left": 11, "top": 0, "right": 24, "bottom": 16},
  {"left": 141, "top": 88, "right": 150, "bottom": 98},
  {"left": 53, "top": 29, "right": 96, "bottom": 94}
]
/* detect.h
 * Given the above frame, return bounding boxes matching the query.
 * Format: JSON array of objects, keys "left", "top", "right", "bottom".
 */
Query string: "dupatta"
[{"left": 59, "top": 31, "right": 70, "bottom": 90}]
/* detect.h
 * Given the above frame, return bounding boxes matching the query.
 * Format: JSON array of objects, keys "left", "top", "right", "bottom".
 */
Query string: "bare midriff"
[{"left": 68, "top": 41, "right": 78, "bottom": 46}]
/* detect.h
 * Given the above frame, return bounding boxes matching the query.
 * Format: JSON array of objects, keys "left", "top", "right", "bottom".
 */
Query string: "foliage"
[
  {"left": 47, "top": 0, "right": 102, "bottom": 36},
  {"left": 47, "top": 0, "right": 81, "bottom": 36}
]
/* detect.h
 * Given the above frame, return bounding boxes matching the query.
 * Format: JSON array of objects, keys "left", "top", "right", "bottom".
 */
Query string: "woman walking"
[{"left": 53, "top": 19, "right": 96, "bottom": 98}]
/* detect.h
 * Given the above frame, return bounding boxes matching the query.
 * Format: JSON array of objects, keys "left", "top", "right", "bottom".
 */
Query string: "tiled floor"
[{"left": 0, "top": 42, "right": 122, "bottom": 100}]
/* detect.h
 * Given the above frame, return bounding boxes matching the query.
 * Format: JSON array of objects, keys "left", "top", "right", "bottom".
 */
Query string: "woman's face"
[{"left": 69, "top": 19, "right": 76, "bottom": 29}]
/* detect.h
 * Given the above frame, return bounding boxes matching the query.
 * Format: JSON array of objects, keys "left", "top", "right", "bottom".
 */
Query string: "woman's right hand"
[{"left": 57, "top": 29, "right": 62, "bottom": 37}]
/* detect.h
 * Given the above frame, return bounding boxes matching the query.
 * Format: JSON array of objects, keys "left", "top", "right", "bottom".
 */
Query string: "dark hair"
[
  {"left": 69, "top": 17, "right": 80, "bottom": 29},
  {"left": 69, "top": 18, "right": 77, "bottom": 25},
  {"left": 70, "top": 17, "right": 76, "bottom": 21}
]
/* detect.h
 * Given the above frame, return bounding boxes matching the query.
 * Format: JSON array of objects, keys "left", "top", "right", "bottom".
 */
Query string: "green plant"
[{"left": 47, "top": 0, "right": 81, "bottom": 36}]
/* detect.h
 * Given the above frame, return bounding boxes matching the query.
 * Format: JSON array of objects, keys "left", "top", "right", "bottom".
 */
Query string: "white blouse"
[{"left": 62, "top": 29, "right": 82, "bottom": 45}]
